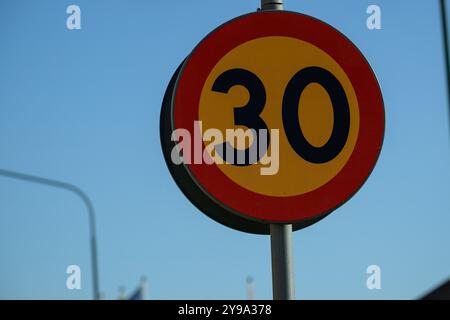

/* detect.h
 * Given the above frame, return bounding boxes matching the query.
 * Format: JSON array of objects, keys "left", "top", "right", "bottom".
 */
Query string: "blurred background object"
[
  {"left": 421, "top": 278, "right": 450, "bottom": 299},
  {"left": 246, "top": 276, "right": 255, "bottom": 300}
]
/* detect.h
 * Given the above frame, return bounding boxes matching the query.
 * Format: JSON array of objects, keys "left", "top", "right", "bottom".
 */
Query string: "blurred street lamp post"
[
  {"left": 440, "top": 0, "right": 450, "bottom": 126},
  {"left": 0, "top": 169, "right": 100, "bottom": 300},
  {"left": 246, "top": 276, "right": 255, "bottom": 300}
]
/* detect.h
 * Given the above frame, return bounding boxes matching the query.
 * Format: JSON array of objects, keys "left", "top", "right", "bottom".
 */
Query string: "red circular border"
[{"left": 172, "top": 11, "right": 384, "bottom": 223}]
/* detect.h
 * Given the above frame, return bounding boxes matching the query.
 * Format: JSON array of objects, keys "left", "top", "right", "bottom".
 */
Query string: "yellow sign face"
[{"left": 199, "top": 36, "right": 360, "bottom": 196}]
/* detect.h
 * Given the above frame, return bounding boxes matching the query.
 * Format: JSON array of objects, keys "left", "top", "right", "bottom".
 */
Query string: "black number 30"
[{"left": 212, "top": 66, "right": 350, "bottom": 165}]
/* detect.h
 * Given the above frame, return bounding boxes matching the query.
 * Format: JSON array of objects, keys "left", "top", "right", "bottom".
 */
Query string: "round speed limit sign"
[{"left": 160, "top": 11, "right": 384, "bottom": 234}]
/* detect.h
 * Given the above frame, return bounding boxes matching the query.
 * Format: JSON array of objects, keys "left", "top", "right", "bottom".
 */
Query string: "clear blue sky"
[{"left": 1, "top": 0, "right": 450, "bottom": 300}]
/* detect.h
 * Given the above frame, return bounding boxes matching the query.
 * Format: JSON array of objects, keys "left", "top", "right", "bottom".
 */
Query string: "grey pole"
[
  {"left": 440, "top": 0, "right": 450, "bottom": 135},
  {"left": 259, "top": 0, "right": 295, "bottom": 300},
  {"left": 0, "top": 168, "right": 101, "bottom": 300},
  {"left": 270, "top": 224, "right": 295, "bottom": 300},
  {"left": 261, "top": 0, "right": 284, "bottom": 10}
]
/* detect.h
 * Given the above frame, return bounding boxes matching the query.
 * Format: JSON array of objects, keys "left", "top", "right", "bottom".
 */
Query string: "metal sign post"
[
  {"left": 261, "top": 0, "right": 283, "bottom": 10},
  {"left": 259, "top": 0, "right": 295, "bottom": 301},
  {"left": 270, "top": 224, "right": 295, "bottom": 300}
]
